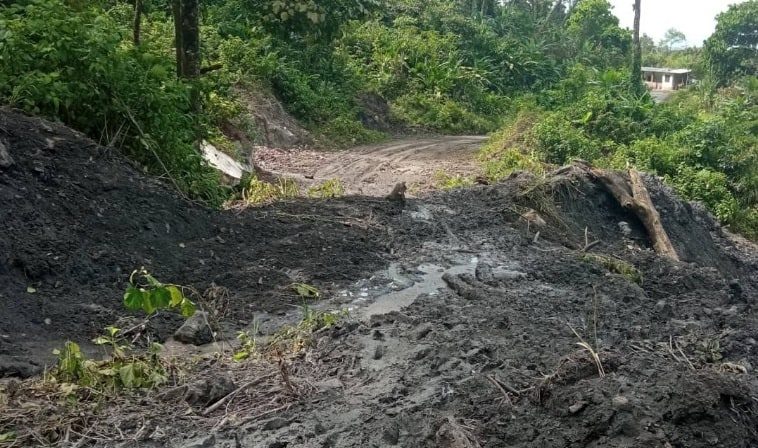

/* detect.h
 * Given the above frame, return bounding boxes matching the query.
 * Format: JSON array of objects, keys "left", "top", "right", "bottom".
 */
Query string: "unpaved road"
[{"left": 254, "top": 136, "right": 487, "bottom": 196}]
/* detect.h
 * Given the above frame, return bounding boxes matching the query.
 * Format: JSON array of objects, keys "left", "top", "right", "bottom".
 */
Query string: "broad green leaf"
[
  {"left": 119, "top": 363, "right": 136, "bottom": 388},
  {"left": 152, "top": 287, "right": 170, "bottom": 308},
  {"left": 141, "top": 292, "right": 156, "bottom": 315},
  {"left": 180, "top": 298, "right": 196, "bottom": 317},
  {"left": 166, "top": 285, "right": 183, "bottom": 307},
  {"left": 233, "top": 351, "right": 249, "bottom": 362},
  {"left": 92, "top": 336, "right": 111, "bottom": 345},
  {"left": 123, "top": 286, "right": 144, "bottom": 311}
]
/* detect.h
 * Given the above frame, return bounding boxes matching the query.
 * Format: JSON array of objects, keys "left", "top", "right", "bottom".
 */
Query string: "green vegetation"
[
  {"left": 48, "top": 270, "right": 197, "bottom": 392},
  {"left": 307, "top": 178, "right": 346, "bottom": 198},
  {"left": 434, "top": 170, "right": 474, "bottom": 190},
  {"left": 123, "top": 268, "right": 196, "bottom": 317},
  {"left": 481, "top": 1, "right": 758, "bottom": 239}
]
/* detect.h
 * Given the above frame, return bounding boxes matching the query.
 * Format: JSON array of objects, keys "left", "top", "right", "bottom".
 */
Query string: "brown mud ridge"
[{"left": 1, "top": 108, "right": 757, "bottom": 447}]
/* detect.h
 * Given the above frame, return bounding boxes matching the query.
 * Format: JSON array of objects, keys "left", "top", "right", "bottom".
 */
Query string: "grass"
[
  {"left": 581, "top": 253, "right": 643, "bottom": 284},
  {"left": 307, "top": 178, "right": 345, "bottom": 198},
  {"left": 434, "top": 170, "right": 474, "bottom": 190}
]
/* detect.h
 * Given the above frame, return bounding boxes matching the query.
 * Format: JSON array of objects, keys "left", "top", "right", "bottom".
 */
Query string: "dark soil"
[
  {"left": 1, "top": 109, "right": 757, "bottom": 447},
  {"left": 0, "top": 108, "right": 394, "bottom": 376}
]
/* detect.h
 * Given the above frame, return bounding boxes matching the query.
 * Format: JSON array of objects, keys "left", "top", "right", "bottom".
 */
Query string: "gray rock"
[
  {"left": 0, "top": 140, "right": 13, "bottom": 168},
  {"left": 612, "top": 395, "right": 632, "bottom": 411},
  {"left": 174, "top": 311, "right": 213, "bottom": 345},
  {"left": 569, "top": 401, "right": 587, "bottom": 414},
  {"left": 175, "top": 434, "right": 216, "bottom": 448},
  {"left": 415, "top": 322, "right": 433, "bottom": 340},
  {"left": 184, "top": 372, "right": 236, "bottom": 407},
  {"left": 261, "top": 417, "right": 289, "bottom": 431}
]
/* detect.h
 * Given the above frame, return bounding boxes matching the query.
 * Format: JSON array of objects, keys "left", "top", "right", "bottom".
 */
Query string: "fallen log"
[{"left": 582, "top": 164, "right": 679, "bottom": 261}]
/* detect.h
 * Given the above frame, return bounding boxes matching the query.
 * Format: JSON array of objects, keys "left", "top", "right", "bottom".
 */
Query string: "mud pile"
[
  {"left": 0, "top": 108, "right": 393, "bottom": 376},
  {"left": 1, "top": 109, "right": 757, "bottom": 447}
]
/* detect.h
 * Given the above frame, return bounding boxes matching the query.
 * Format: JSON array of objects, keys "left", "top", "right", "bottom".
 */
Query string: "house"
[{"left": 642, "top": 67, "right": 692, "bottom": 91}]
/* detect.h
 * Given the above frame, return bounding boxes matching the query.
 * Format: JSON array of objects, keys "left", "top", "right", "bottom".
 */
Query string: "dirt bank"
[{"left": 1, "top": 109, "right": 757, "bottom": 447}]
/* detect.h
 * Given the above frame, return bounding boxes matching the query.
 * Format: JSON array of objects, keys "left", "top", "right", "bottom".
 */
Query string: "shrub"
[{"left": 0, "top": 0, "right": 225, "bottom": 203}]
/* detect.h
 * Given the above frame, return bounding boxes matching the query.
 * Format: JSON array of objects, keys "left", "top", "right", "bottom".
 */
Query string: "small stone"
[
  {"left": 415, "top": 323, "right": 433, "bottom": 340},
  {"left": 44, "top": 318, "right": 51, "bottom": 325},
  {"left": 618, "top": 221, "right": 632, "bottom": 237},
  {"left": 569, "top": 401, "right": 587, "bottom": 414},
  {"left": 382, "top": 422, "right": 400, "bottom": 445},
  {"left": 0, "top": 140, "right": 13, "bottom": 168},
  {"left": 262, "top": 417, "right": 289, "bottom": 431},
  {"left": 184, "top": 373, "right": 236, "bottom": 407},
  {"left": 174, "top": 311, "right": 213, "bottom": 345},
  {"left": 612, "top": 395, "right": 631, "bottom": 411},
  {"left": 176, "top": 434, "right": 216, "bottom": 448}
]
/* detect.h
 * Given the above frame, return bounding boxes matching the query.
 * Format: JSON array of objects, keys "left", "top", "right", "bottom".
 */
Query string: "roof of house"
[{"left": 642, "top": 67, "right": 692, "bottom": 74}]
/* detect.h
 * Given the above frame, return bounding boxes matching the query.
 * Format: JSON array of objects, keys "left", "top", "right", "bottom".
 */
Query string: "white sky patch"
[{"left": 608, "top": 0, "right": 749, "bottom": 47}]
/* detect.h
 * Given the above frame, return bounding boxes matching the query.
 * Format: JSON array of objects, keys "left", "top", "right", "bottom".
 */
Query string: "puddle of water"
[{"left": 360, "top": 260, "right": 477, "bottom": 318}]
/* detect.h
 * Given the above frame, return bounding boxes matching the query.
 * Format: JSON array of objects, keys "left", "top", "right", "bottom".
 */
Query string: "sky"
[{"left": 608, "top": 0, "right": 748, "bottom": 47}]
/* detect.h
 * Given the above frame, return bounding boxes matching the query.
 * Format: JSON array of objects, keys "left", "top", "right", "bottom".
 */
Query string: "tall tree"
[
  {"left": 631, "top": 0, "right": 643, "bottom": 94},
  {"left": 659, "top": 28, "right": 686, "bottom": 52},
  {"left": 133, "top": 0, "right": 142, "bottom": 46},
  {"left": 704, "top": 0, "right": 758, "bottom": 85}
]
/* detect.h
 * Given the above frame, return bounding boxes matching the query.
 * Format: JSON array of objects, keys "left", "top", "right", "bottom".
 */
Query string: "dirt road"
[{"left": 254, "top": 136, "right": 487, "bottom": 196}]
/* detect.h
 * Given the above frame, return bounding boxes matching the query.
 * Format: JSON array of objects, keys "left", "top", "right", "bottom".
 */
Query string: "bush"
[
  {"left": 0, "top": 0, "right": 225, "bottom": 204},
  {"left": 391, "top": 93, "right": 496, "bottom": 133}
]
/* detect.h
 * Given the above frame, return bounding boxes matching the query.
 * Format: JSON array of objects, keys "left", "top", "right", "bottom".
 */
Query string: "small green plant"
[
  {"left": 434, "top": 170, "right": 474, "bottom": 190},
  {"left": 51, "top": 340, "right": 168, "bottom": 391},
  {"left": 269, "top": 305, "right": 348, "bottom": 355},
  {"left": 123, "top": 268, "right": 196, "bottom": 317},
  {"left": 291, "top": 282, "right": 320, "bottom": 299},
  {"left": 307, "top": 178, "right": 345, "bottom": 198},
  {"left": 233, "top": 316, "right": 261, "bottom": 362}
]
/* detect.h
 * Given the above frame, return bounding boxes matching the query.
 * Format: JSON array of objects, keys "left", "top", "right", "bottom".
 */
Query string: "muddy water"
[{"left": 358, "top": 260, "right": 477, "bottom": 318}]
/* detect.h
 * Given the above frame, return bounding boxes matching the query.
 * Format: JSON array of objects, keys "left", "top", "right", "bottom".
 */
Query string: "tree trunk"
[
  {"left": 183, "top": 0, "right": 200, "bottom": 112},
  {"left": 133, "top": 0, "right": 142, "bottom": 46},
  {"left": 590, "top": 167, "right": 679, "bottom": 261},
  {"left": 172, "top": 0, "right": 183, "bottom": 77},
  {"left": 180, "top": 0, "right": 200, "bottom": 80},
  {"left": 631, "top": 0, "right": 643, "bottom": 94}
]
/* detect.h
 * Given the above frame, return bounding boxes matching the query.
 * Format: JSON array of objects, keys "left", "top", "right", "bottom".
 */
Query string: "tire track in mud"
[{"left": 254, "top": 136, "right": 487, "bottom": 196}]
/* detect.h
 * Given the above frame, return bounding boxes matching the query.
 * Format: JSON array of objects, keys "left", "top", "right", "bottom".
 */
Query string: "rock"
[
  {"left": 655, "top": 300, "right": 671, "bottom": 316},
  {"left": 569, "top": 401, "right": 587, "bottom": 414},
  {"left": 612, "top": 395, "right": 632, "bottom": 411},
  {"left": 262, "top": 417, "right": 289, "bottom": 431},
  {"left": 382, "top": 421, "right": 400, "bottom": 445},
  {"left": 174, "top": 311, "right": 213, "bottom": 345},
  {"left": 618, "top": 221, "right": 632, "bottom": 237},
  {"left": 0, "top": 140, "right": 13, "bottom": 168},
  {"left": 175, "top": 434, "right": 216, "bottom": 448},
  {"left": 184, "top": 373, "right": 236, "bottom": 406},
  {"left": 435, "top": 417, "right": 478, "bottom": 448},
  {"left": 415, "top": 323, "right": 433, "bottom": 340}
]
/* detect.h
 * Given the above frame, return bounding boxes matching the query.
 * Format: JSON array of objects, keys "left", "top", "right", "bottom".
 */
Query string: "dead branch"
[{"left": 586, "top": 166, "right": 679, "bottom": 261}]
